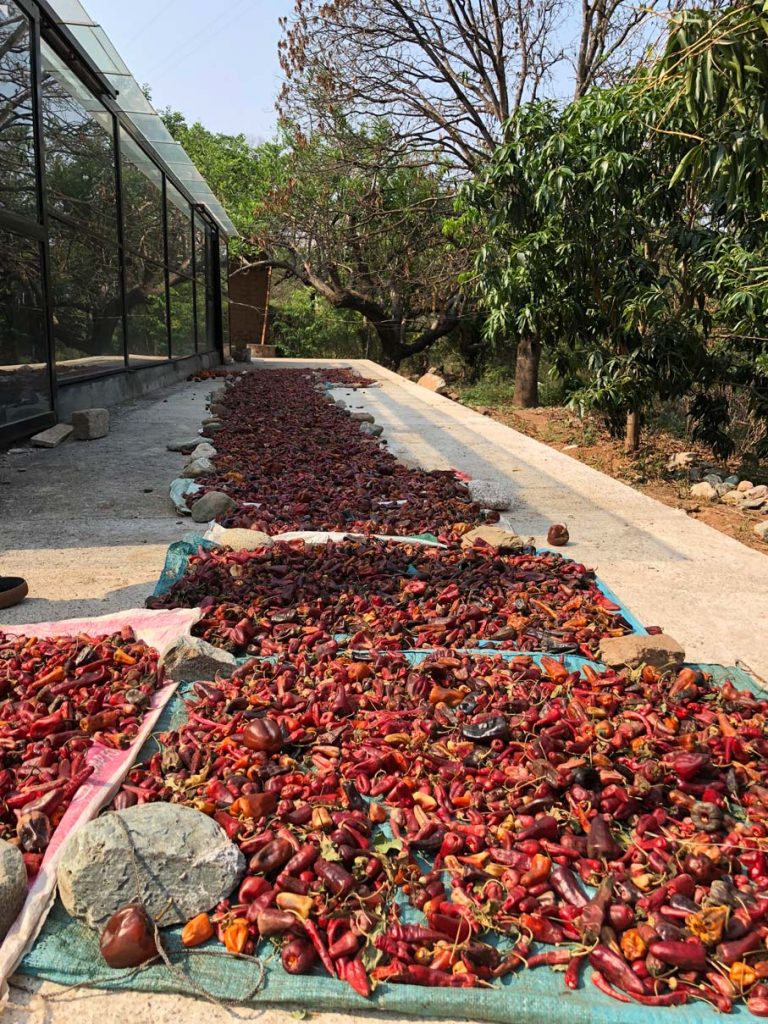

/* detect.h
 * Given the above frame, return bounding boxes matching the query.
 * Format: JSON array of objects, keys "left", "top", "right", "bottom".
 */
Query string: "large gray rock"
[
  {"left": 599, "top": 633, "right": 685, "bottom": 670},
  {"left": 71, "top": 408, "right": 109, "bottom": 441},
  {"left": 163, "top": 635, "right": 238, "bottom": 681},
  {"left": 467, "top": 479, "right": 514, "bottom": 511},
  {"left": 58, "top": 804, "right": 245, "bottom": 929},
  {"left": 190, "top": 491, "right": 236, "bottom": 523},
  {"left": 0, "top": 839, "right": 27, "bottom": 940},
  {"left": 460, "top": 525, "right": 533, "bottom": 552},
  {"left": 350, "top": 411, "right": 374, "bottom": 423},
  {"left": 182, "top": 457, "right": 216, "bottom": 479},
  {"left": 703, "top": 473, "right": 723, "bottom": 487},
  {"left": 167, "top": 437, "right": 202, "bottom": 453},
  {"left": 188, "top": 442, "right": 217, "bottom": 460},
  {"left": 360, "top": 421, "right": 383, "bottom": 437},
  {"left": 746, "top": 485, "right": 768, "bottom": 501}
]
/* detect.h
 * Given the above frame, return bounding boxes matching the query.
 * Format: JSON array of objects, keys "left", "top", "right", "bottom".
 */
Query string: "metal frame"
[{"left": 0, "top": 0, "right": 230, "bottom": 443}]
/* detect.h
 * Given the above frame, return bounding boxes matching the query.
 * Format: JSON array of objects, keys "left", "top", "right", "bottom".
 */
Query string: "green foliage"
[
  {"left": 161, "top": 109, "right": 286, "bottom": 259},
  {"left": 270, "top": 287, "right": 366, "bottom": 358},
  {"left": 458, "top": 0, "right": 768, "bottom": 455}
]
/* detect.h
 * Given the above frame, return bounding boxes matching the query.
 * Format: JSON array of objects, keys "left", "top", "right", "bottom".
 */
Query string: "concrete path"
[{"left": 0, "top": 356, "right": 766, "bottom": 1024}]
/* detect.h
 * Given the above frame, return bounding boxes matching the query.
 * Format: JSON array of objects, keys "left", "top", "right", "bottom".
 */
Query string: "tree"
[
  {"left": 460, "top": 85, "right": 714, "bottom": 439},
  {"left": 246, "top": 122, "right": 472, "bottom": 369},
  {"left": 279, "top": 0, "right": 673, "bottom": 172}
]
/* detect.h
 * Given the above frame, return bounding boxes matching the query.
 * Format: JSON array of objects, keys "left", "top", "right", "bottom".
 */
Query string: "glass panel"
[
  {"left": 41, "top": 41, "right": 117, "bottom": 240},
  {"left": 166, "top": 181, "right": 192, "bottom": 274},
  {"left": 195, "top": 276, "right": 206, "bottom": 352},
  {"left": 49, "top": 218, "right": 124, "bottom": 378},
  {"left": 126, "top": 253, "right": 168, "bottom": 366},
  {"left": 193, "top": 211, "right": 206, "bottom": 278},
  {"left": 0, "top": 227, "right": 50, "bottom": 425},
  {"left": 119, "top": 127, "right": 164, "bottom": 261},
  {"left": 220, "top": 238, "right": 230, "bottom": 355},
  {"left": 0, "top": 2, "right": 37, "bottom": 219},
  {"left": 169, "top": 274, "right": 195, "bottom": 357}
]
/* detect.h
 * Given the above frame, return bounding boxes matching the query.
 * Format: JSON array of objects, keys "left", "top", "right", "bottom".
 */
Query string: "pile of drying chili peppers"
[
  {"left": 189, "top": 369, "right": 483, "bottom": 537},
  {"left": 147, "top": 539, "right": 630, "bottom": 658},
  {"left": 112, "top": 650, "right": 768, "bottom": 1013},
  {"left": 0, "top": 628, "right": 162, "bottom": 876}
]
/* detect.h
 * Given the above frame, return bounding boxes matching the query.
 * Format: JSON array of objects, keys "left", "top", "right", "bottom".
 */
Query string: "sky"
[{"left": 84, "top": 0, "right": 290, "bottom": 142}]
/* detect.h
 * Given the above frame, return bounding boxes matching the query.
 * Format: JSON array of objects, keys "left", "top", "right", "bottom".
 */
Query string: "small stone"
[
  {"left": 599, "top": 634, "right": 685, "bottom": 670},
  {"left": 754, "top": 522, "right": 768, "bottom": 542},
  {"left": 350, "top": 412, "right": 375, "bottom": 423},
  {"left": 417, "top": 372, "right": 447, "bottom": 394},
  {"left": 743, "top": 497, "right": 768, "bottom": 510},
  {"left": 190, "top": 491, "right": 236, "bottom": 523},
  {"left": 460, "top": 525, "right": 533, "bottom": 552},
  {"left": 335, "top": 400, "right": 347, "bottom": 410},
  {"left": 690, "top": 481, "right": 718, "bottom": 501},
  {"left": 208, "top": 403, "right": 227, "bottom": 418},
  {"left": 746, "top": 485, "right": 768, "bottom": 500},
  {"left": 71, "top": 408, "right": 109, "bottom": 441},
  {"left": 163, "top": 635, "right": 238, "bottom": 681},
  {"left": 724, "top": 475, "right": 739, "bottom": 486},
  {"left": 182, "top": 457, "right": 215, "bottom": 479},
  {"left": 715, "top": 482, "right": 736, "bottom": 497},
  {"left": 666, "top": 452, "right": 696, "bottom": 471},
  {"left": 722, "top": 490, "right": 746, "bottom": 507},
  {"left": 737, "top": 480, "right": 754, "bottom": 492},
  {"left": 166, "top": 438, "right": 202, "bottom": 453},
  {"left": 703, "top": 473, "right": 722, "bottom": 487},
  {"left": 689, "top": 467, "right": 703, "bottom": 482},
  {"left": 201, "top": 422, "right": 224, "bottom": 435},
  {"left": 0, "top": 839, "right": 26, "bottom": 940},
  {"left": 58, "top": 804, "right": 245, "bottom": 929},
  {"left": 188, "top": 442, "right": 217, "bottom": 460},
  {"left": 201, "top": 417, "right": 221, "bottom": 427},
  {"left": 31, "top": 423, "right": 73, "bottom": 448},
  {"left": 467, "top": 479, "right": 514, "bottom": 511},
  {"left": 360, "top": 422, "right": 383, "bottom": 437}
]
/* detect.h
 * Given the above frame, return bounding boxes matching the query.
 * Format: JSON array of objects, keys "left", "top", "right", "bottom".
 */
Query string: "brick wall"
[{"left": 229, "top": 263, "right": 270, "bottom": 346}]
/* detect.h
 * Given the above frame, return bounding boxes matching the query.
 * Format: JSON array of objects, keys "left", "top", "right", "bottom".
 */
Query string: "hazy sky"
[{"left": 84, "top": 0, "right": 289, "bottom": 141}]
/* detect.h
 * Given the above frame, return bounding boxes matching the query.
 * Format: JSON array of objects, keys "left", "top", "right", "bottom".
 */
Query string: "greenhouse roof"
[{"left": 47, "top": 0, "right": 238, "bottom": 237}]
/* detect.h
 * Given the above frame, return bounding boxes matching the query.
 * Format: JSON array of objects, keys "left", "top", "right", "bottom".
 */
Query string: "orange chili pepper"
[
  {"left": 113, "top": 649, "right": 137, "bottom": 665},
  {"left": 182, "top": 913, "right": 213, "bottom": 948},
  {"left": 540, "top": 657, "right": 569, "bottom": 684},
  {"left": 223, "top": 917, "right": 249, "bottom": 954},
  {"left": 718, "top": 712, "right": 737, "bottom": 738},
  {"left": 730, "top": 961, "right": 757, "bottom": 988},
  {"left": 520, "top": 854, "right": 552, "bottom": 887}
]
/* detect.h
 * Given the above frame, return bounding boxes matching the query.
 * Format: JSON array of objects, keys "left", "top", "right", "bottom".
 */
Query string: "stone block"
[
  {"left": 71, "top": 408, "right": 109, "bottom": 440},
  {"left": 163, "top": 635, "right": 238, "bottom": 682},
  {"left": 31, "top": 423, "right": 73, "bottom": 448},
  {"left": 599, "top": 633, "right": 685, "bottom": 670}
]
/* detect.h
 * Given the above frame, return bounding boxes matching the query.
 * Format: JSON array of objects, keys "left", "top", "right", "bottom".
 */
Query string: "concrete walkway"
[{"left": 0, "top": 356, "right": 766, "bottom": 1024}]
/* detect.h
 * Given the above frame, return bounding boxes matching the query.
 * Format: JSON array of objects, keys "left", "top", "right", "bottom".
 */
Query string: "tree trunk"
[
  {"left": 513, "top": 335, "right": 541, "bottom": 408},
  {"left": 373, "top": 321, "right": 404, "bottom": 370},
  {"left": 624, "top": 409, "right": 640, "bottom": 452}
]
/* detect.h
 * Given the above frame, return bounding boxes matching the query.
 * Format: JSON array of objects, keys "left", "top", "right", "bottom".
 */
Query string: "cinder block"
[
  {"left": 71, "top": 408, "right": 109, "bottom": 441},
  {"left": 31, "top": 423, "right": 73, "bottom": 448}
]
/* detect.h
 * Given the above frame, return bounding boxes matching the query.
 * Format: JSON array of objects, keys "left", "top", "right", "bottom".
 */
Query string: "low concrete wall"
[{"left": 55, "top": 351, "right": 220, "bottom": 421}]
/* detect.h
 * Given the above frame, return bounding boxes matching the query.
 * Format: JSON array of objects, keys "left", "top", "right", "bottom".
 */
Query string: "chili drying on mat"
[
  {"left": 187, "top": 369, "right": 485, "bottom": 537},
  {"left": 0, "top": 629, "right": 163, "bottom": 876},
  {"left": 111, "top": 651, "right": 768, "bottom": 1012},
  {"left": 147, "top": 539, "right": 631, "bottom": 659}
]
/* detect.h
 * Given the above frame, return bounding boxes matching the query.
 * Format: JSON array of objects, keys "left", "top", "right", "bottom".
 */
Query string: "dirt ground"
[{"left": 465, "top": 404, "right": 768, "bottom": 555}]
